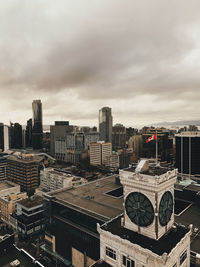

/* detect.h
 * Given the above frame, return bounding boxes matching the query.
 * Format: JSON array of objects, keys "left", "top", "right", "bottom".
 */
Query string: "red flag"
[{"left": 146, "top": 134, "right": 157, "bottom": 143}]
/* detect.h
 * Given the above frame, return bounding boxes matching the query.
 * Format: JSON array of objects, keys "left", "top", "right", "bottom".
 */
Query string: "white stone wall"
[{"left": 98, "top": 226, "right": 191, "bottom": 267}]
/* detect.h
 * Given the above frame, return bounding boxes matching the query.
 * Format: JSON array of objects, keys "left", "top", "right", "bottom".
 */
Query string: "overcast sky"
[{"left": 1, "top": 0, "right": 200, "bottom": 127}]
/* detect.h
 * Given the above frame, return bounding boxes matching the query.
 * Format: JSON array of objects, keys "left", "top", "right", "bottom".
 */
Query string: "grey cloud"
[{"left": 0, "top": 0, "right": 200, "bottom": 125}]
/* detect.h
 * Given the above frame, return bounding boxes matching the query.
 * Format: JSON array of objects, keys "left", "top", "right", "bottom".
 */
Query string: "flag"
[{"left": 146, "top": 134, "right": 157, "bottom": 143}]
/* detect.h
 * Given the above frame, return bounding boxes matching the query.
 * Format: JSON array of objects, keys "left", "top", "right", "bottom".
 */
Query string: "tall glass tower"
[
  {"left": 32, "top": 100, "right": 43, "bottom": 149},
  {"left": 99, "top": 107, "right": 113, "bottom": 143}
]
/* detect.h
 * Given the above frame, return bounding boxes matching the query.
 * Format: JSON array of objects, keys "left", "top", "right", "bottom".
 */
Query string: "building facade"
[
  {"left": 176, "top": 132, "right": 200, "bottom": 176},
  {"left": 90, "top": 142, "right": 112, "bottom": 166},
  {"left": 99, "top": 107, "right": 113, "bottom": 143},
  {"left": 7, "top": 154, "right": 41, "bottom": 195},
  {"left": 0, "top": 192, "right": 27, "bottom": 224},
  {"left": 112, "top": 124, "right": 126, "bottom": 151}
]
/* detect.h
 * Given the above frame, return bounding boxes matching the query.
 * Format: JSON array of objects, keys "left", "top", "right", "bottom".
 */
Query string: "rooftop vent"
[{"left": 135, "top": 159, "right": 149, "bottom": 173}]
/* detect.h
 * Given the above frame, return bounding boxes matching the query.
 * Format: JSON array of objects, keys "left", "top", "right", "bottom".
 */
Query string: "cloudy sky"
[{"left": 1, "top": 0, "right": 200, "bottom": 127}]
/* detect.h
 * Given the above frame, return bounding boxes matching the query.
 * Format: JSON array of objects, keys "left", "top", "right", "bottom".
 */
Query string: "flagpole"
[{"left": 156, "top": 130, "right": 158, "bottom": 164}]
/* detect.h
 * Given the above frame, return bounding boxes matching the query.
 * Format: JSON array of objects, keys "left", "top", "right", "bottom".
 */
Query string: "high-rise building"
[
  {"left": 0, "top": 123, "right": 9, "bottom": 152},
  {"left": 11, "top": 123, "right": 22, "bottom": 149},
  {"left": 25, "top": 118, "right": 32, "bottom": 147},
  {"left": 90, "top": 142, "right": 112, "bottom": 166},
  {"left": 99, "top": 107, "right": 113, "bottom": 143},
  {"left": 112, "top": 123, "right": 126, "bottom": 151},
  {"left": 176, "top": 132, "right": 200, "bottom": 176},
  {"left": 32, "top": 100, "right": 43, "bottom": 150},
  {"left": 50, "top": 121, "right": 73, "bottom": 160}
]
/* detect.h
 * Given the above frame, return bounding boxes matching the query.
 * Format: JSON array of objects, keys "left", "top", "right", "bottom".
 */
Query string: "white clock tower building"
[{"left": 96, "top": 160, "right": 191, "bottom": 267}]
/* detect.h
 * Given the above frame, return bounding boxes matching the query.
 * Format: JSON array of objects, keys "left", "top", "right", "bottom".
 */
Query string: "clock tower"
[{"left": 120, "top": 160, "right": 177, "bottom": 240}]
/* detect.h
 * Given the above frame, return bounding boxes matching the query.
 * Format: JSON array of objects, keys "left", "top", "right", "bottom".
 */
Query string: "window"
[
  {"left": 122, "top": 255, "right": 135, "bottom": 267},
  {"left": 180, "top": 250, "right": 187, "bottom": 265},
  {"left": 106, "top": 247, "right": 116, "bottom": 260}
]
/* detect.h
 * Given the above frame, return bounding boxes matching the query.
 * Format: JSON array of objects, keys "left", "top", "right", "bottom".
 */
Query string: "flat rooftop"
[
  {"left": 8, "top": 155, "right": 42, "bottom": 164},
  {"left": 123, "top": 165, "right": 172, "bottom": 176},
  {"left": 18, "top": 195, "right": 43, "bottom": 208},
  {"left": 101, "top": 215, "right": 189, "bottom": 256},
  {"left": 48, "top": 176, "right": 123, "bottom": 221},
  {"left": 0, "top": 181, "right": 18, "bottom": 191}
]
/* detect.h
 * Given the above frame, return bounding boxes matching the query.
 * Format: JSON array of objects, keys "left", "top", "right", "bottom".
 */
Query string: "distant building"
[
  {"left": 0, "top": 154, "right": 8, "bottom": 182},
  {"left": 0, "top": 192, "right": 27, "bottom": 224},
  {"left": 90, "top": 142, "right": 112, "bottom": 166},
  {"left": 104, "top": 152, "right": 119, "bottom": 171},
  {"left": 40, "top": 168, "right": 87, "bottom": 192},
  {"left": 112, "top": 124, "right": 126, "bottom": 151},
  {"left": 32, "top": 100, "right": 43, "bottom": 149},
  {"left": 25, "top": 118, "right": 32, "bottom": 147},
  {"left": 10, "top": 123, "right": 22, "bottom": 149},
  {"left": 99, "top": 107, "right": 113, "bottom": 143},
  {"left": 50, "top": 121, "right": 74, "bottom": 160},
  {"left": 0, "top": 123, "right": 9, "bottom": 152},
  {"left": 7, "top": 154, "right": 41, "bottom": 195},
  {"left": 176, "top": 132, "right": 200, "bottom": 176}
]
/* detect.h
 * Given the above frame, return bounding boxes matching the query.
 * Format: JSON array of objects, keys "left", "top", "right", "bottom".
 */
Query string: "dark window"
[
  {"left": 180, "top": 250, "right": 187, "bottom": 265},
  {"left": 122, "top": 255, "right": 135, "bottom": 267},
  {"left": 106, "top": 247, "right": 116, "bottom": 260}
]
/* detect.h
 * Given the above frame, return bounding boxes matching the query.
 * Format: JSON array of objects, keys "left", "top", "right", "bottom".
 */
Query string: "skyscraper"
[
  {"left": 0, "top": 123, "right": 9, "bottom": 152},
  {"left": 25, "top": 118, "right": 32, "bottom": 147},
  {"left": 10, "top": 123, "right": 22, "bottom": 149},
  {"left": 99, "top": 107, "right": 113, "bottom": 143},
  {"left": 32, "top": 100, "right": 43, "bottom": 150}
]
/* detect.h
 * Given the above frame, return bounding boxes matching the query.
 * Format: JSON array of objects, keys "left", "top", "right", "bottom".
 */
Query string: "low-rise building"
[
  {"left": 0, "top": 192, "right": 27, "bottom": 224},
  {"left": 40, "top": 168, "right": 87, "bottom": 192},
  {"left": 15, "top": 195, "right": 45, "bottom": 238},
  {"left": 0, "top": 181, "right": 20, "bottom": 198}
]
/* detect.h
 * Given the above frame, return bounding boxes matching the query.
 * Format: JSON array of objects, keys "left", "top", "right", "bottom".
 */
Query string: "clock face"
[
  {"left": 125, "top": 192, "right": 154, "bottom": 227},
  {"left": 159, "top": 191, "right": 173, "bottom": 226}
]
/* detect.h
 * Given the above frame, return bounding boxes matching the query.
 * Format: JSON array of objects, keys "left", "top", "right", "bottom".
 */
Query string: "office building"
[
  {"left": 96, "top": 160, "right": 191, "bottom": 267},
  {"left": 90, "top": 142, "right": 112, "bottom": 166},
  {"left": 50, "top": 121, "right": 73, "bottom": 160},
  {"left": 0, "top": 192, "right": 27, "bottom": 224},
  {"left": 0, "top": 154, "right": 8, "bottom": 182},
  {"left": 32, "top": 100, "right": 43, "bottom": 149},
  {"left": 7, "top": 154, "right": 41, "bottom": 195},
  {"left": 0, "top": 123, "right": 9, "bottom": 152},
  {"left": 25, "top": 118, "right": 32, "bottom": 147},
  {"left": 40, "top": 168, "right": 87, "bottom": 192},
  {"left": 176, "top": 132, "right": 200, "bottom": 176},
  {"left": 99, "top": 107, "right": 113, "bottom": 143},
  {"left": 104, "top": 152, "right": 119, "bottom": 171},
  {"left": 112, "top": 124, "right": 126, "bottom": 151},
  {"left": 10, "top": 123, "right": 22, "bottom": 149}
]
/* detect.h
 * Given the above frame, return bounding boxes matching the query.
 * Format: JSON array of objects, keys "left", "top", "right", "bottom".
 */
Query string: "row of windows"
[{"left": 105, "top": 246, "right": 187, "bottom": 267}]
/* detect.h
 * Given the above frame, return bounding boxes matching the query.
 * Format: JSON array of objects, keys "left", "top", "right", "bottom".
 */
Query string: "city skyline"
[{"left": 1, "top": 1, "right": 200, "bottom": 127}]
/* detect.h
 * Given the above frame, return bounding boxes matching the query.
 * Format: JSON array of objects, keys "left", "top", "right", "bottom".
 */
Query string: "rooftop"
[
  {"left": 91, "top": 261, "right": 111, "bottom": 267},
  {"left": 0, "top": 181, "right": 19, "bottom": 191},
  {"left": 123, "top": 165, "right": 172, "bottom": 176},
  {"left": 8, "top": 155, "right": 43, "bottom": 164},
  {"left": 18, "top": 195, "right": 43, "bottom": 208},
  {"left": 101, "top": 215, "right": 189, "bottom": 256},
  {"left": 48, "top": 175, "right": 123, "bottom": 221}
]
